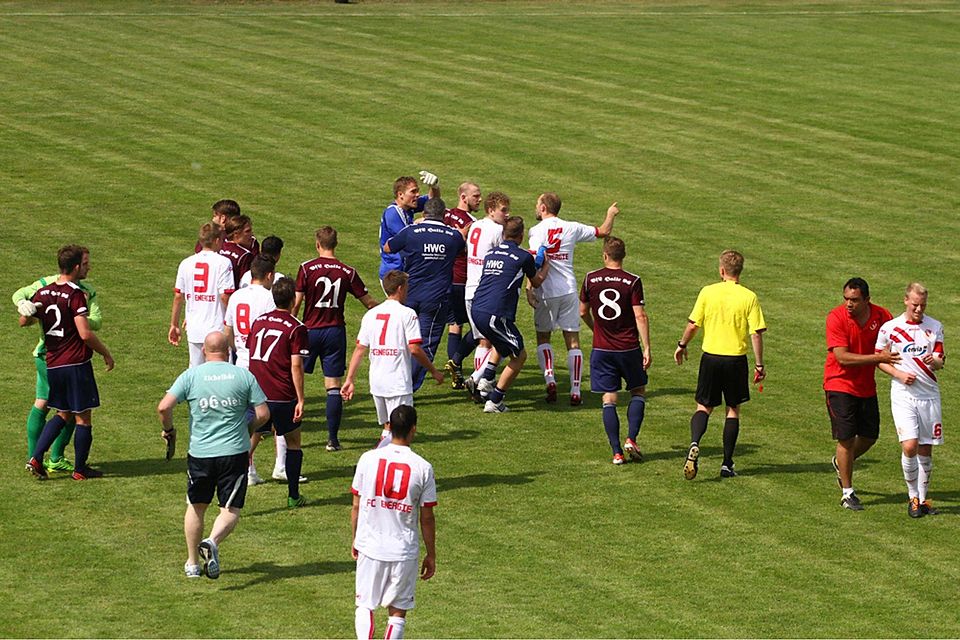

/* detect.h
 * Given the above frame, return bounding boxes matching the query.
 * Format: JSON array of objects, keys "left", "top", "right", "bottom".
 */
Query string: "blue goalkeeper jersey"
[{"left": 379, "top": 195, "right": 428, "bottom": 279}]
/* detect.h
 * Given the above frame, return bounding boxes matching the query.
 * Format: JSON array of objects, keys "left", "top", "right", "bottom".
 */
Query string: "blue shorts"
[
  {"left": 47, "top": 361, "right": 100, "bottom": 414},
  {"left": 470, "top": 309, "right": 524, "bottom": 358},
  {"left": 447, "top": 284, "right": 468, "bottom": 326},
  {"left": 304, "top": 326, "right": 346, "bottom": 377},
  {"left": 590, "top": 348, "right": 648, "bottom": 393},
  {"left": 264, "top": 400, "right": 301, "bottom": 436}
]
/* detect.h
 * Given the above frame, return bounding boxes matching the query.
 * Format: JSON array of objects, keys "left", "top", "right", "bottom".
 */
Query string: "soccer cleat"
[
  {"left": 483, "top": 400, "right": 509, "bottom": 413},
  {"left": 445, "top": 359, "right": 465, "bottom": 390},
  {"left": 184, "top": 563, "right": 202, "bottom": 578},
  {"left": 463, "top": 377, "right": 482, "bottom": 404},
  {"left": 27, "top": 457, "right": 48, "bottom": 480},
  {"left": 570, "top": 394, "right": 582, "bottom": 407},
  {"left": 908, "top": 497, "right": 923, "bottom": 518},
  {"left": 198, "top": 538, "right": 220, "bottom": 579},
  {"left": 248, "top": 469, "right": 265, "bottom": 485},
  {"left": 287, "top": 495, "right": 307, "bottom": 508},
  {"left": 683, "top": 443, "right": 700, "bottom": 480},
  {"left": 623, "top": 439, "right": 643, "bottom": 462},
  {"left": 271, "top": 470, "right": 308, "bottom": 483},
  {"left": 920, "top": 500, "right": 939, "bottom": 516},
  {"left": 831, "top": 455, "right": 841, "bottom": 489},
  {"left": 840, "top": 492, "right": 864, "bottom": 511},
  {"left": 45, "top": 457, "right": 74, "bottom": 472},
  {"left": 612, "top": 453, "right": 625, "bottom": 465},
  {"left": 72, "top": 466, "right": 103, "bottom": 480},
  {"left": 325, "top": 440, "right": 342, "bottom": 452},
  {"left": 477, "top": 377, "right": 494, "bottom": 399},
  {"left": 720, "top": 464, "right": 737, "bottom": 478},
  {"left": 545, "top": 382, "right": 557, "bottom": 404}
]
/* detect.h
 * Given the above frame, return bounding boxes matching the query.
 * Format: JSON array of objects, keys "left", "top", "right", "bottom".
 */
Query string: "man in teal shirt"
[{"left": 157, "top": 331, "right": 269, "bottom": 579}]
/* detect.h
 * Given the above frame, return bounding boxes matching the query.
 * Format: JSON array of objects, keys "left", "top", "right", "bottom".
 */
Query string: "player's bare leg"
[
  {"left": 563, "top": 330, "right": 583, "bottom": 405},
  {"left": 485, "top": 350, "right": 525, "bottom": 412},
  {"left": 208, "top": 506, "right": 240, "bottom": 545},
  {"left": 184, "top": 503, "right": 208, "bottom": 567},
  {"left": 535, "top": 331, "right": 557, "bottom": 402},
  {"left": 836, "top": 435, "right": 876, "bottom": 488}
]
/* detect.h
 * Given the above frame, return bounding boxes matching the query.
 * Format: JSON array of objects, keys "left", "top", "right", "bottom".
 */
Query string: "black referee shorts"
[{"left": 695, "top": 353, "right": 749, "bottom": 408}]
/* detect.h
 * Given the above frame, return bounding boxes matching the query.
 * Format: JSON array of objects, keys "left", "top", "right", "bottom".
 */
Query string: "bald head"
[{"left": 203, "top": 331, "right": 230, "bottom": 361}]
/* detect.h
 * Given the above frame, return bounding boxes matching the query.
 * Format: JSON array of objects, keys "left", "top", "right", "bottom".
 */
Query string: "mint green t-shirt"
[{"left": 167, "top": 361, "right": 267, "bottom": 458}]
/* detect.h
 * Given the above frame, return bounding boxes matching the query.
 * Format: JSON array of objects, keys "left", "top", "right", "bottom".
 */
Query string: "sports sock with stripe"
[
  {"left": 568, "top": 348, "right": 583, "bottom": 396},
  {"left": 917, "top": 455, "right": 932, "bottom": 503},
  {"left": 488, "top": 386, "right": 505, "bottom": 405},
  {"left": 384, "top": 616, "right": 406, "bottom": 639},
  {"left": 355, "top": 608, "right": 374, "bottom": 640},
  {"left": 901, "top": 452, "right": 919, "bottom": 499},
  {"left": 537, "top": 344, "right": 556, "bottom": 385}
]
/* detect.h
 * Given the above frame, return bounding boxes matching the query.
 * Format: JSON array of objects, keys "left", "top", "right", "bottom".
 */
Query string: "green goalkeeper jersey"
[{"left": 12, "top": 275, "right": 102, "bottom": 358}]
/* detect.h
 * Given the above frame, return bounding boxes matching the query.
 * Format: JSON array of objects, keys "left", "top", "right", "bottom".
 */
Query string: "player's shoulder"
[{"left": 870, "top": 303, "right": 894, "bottom": 323}]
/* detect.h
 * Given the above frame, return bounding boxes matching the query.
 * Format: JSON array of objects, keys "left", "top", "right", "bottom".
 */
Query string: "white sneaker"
[
  {"left": 271, "top": 469, "right": 308, "bottom": 483},
  {"left": 477, "top": 378, "right": 494, "bottom": 394},
  {"left": 184, "top": 563, "right": 202, "bottom": 578},
  {"left": 483, "top": 400, "right": 508, "bottom": 413},
  {"left": 247, "top": 469, "right": 264, "bottom": 485}
]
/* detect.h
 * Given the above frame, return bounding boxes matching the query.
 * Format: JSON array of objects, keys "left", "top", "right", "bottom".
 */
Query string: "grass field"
[{"left": 2, "top": 0, "right": 960, "bottom": 637}]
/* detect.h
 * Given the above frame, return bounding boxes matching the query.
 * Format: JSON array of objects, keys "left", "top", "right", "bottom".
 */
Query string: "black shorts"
[
  {"left": 187, "top": 452, "right": 248, "bottom": 509},
  {"left": 826, "top": 391, "right": 880, "bottom": 441},
  {"left": 447, "top": 284, "right": 468, "bottom": 326},
  {"left": 695, "top": 353, "right": 749, "bottom": 408},
  {"left": 264, "top": 400, "right": 301, "bottom": 436}
]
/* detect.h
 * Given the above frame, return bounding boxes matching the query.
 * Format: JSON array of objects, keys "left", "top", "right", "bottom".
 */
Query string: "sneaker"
[
  {"left": 445, "top": 359, "right": 465, "bottom": 390},
  {"left": 248, "top": 469, "right": 265, "bottom": 485},
  {"left": 72, "top": 466, "right": 103, "bottom": 480},
  {"left": 840, "top": 492, "right": 864, "bottom": 511},
  {"left": 831, "top": 455, "right": 841, "bottom": 489},
  {"left": 46, "top": 457, "right": 74, "bottom": 472},
  {"left": 464, "top": 377, "right": 482, "bottom": 404},
  {"left": 483, "top": 400, "right": 509, "bottom": 413},
  {"left": 612, "top": 453, "right": 625, "bottom": 465},
  {"left": 477, "top": 377, "right": 494, "bottom": 398},
  {"left": 271, "top": 470, "right": 308, "bottom": 483},
  {"left": 683, "top": 443, "right": 700, "bottom": 480},
  {"left": 720, "top": 464, "right": 737, "bottom": 478},
  {"left": 198, "top": 538, "right": 220, "bottom": 579},
  {"left": 920, "top": 500, "right": 939, "bottom": 516},
  {"left": 27, "top": 457, "right": 48, "bottom": 480},
  {"left": 908, "top": 497, "right": 923, "bottom": 518},
  {"left": 545, "top": 382, "right": 557, "bottom": 404},
  {"left": 623, "top": 439, "right": 642, "bottom": 462},
  {"left": 325, "top": 440, "right": 342, "bottom": 452},
  {"left": 184, "top": 563, "right": 202, "bottom": 578},
  {"left": 570, "top": 394, "right": 582, "bottom": 407},
  {"left": 287, "top": 495, "right": 307, "bottom": 508}
]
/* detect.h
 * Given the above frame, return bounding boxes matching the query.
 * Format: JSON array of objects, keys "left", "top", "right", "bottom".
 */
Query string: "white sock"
[
  {"left": 901, "top": 452, "right": 919, "bottom": 499},
  {"left": 377, "top": 429, "right": 393, "bottom": 449},
  {"left": 248, "top": 463, "right": 257, "bottom": 475},
  {"left": 918, "top": 455, "right": 932, "bottom": 502},
  {"left": 537, "top": 344, "right": 556, "bottom": 384},
  {"left": 842, "top": 487, "right": 855, "bottom": 498},
  {"left": 473, "top": 346, "right": 490, "bottom": 379},
  {"left": 384, "top": 616, "right": 406, "bottom": 639},
  {"left": 275, "top": 434, "right": 287, "bottom": 473},
  {"left": 568, "top": 348, "right": 583, "bottom": 396},
  {"left": 355, "top": 608, "right": 374, "bottom": 640}
]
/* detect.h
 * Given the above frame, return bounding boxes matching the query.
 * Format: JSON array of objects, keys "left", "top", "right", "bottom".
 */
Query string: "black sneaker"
[
  {"left": 831, "top": 455, "right": 841, "bottom": 489},
  {"left": 325, "top": 440, "right": 342, "bottom": 452},
  {"left": 445, "top": 359, "right": 465, "bottom": 390},
  {"left": 720, "top": 464, "right": 737, "bottom": 478},
  {"left": 908, "top": 497, "right": 923, "bottom": 518},
  {"left": 920, "top": 500, "right": 939, "bottom": 516},
  {"left": 840, "top": 492, "right": 864, "bottom": 511},
  {"left": 683, "top": 443, "right": 700, "bottom": 480}
]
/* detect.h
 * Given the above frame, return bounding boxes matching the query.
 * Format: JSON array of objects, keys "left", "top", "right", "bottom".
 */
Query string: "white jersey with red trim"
[
  {"left": 223, "top": 284, "right": 277, "bottom": 368},
  {"left": 528, "top": 216, "right": 598, "bottom": 299},
  {"left": 238, "top": 270, "right": 284, "bottom": 289},
  {"left": 174, "top": 250, "right": 235, "bottom": 344},
  {"left": 876, "top": 313, "right": 944, "bottom": 400},
  {"left": 356, "top": 299, "right": 422, "bottom": 397},
  {"left": 465, "top": 216, "right": 503, "bottom": 301},
  {"left": 351, "top": 443, "right": 437, "bottom": 562}
]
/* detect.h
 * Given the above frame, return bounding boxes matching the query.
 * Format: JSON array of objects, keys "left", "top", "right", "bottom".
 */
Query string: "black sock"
[
  {"left": 32, "top": 414, "right": 66, "bottom": 460},
  {"left": 722, "top": 418, "right": 740, "bottom": 467},
  {"left": 286, "top": 449, "right": 303, "bottom": 499},
  {"left": 690, "top": 410, "right": 709, "bottom": 445},
  {"left": 74, "top": 424, "right": 93, "bottom": 471}
]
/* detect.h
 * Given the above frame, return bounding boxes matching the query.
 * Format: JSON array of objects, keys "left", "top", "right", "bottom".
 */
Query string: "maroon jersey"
[
  {"left": 444, "top": 207, "right": 475, "bottom": 285},
  {"left": 580, "top": 267, "right": 645, "bottom": 351},
  {"left": 219, "top": 241, "right": 253, "bottom": 290},
  {"left": 32, "top": 281, "right": 92, "bottom": 368},
  {"left": 196, "top": 234, "right": 260, "bottom": 256},
  {"left": 247, "top": 309, "right": 308, "bottom": 402},
  {"left": 296, "top": 257, "right": 369, "bottom": 329}
]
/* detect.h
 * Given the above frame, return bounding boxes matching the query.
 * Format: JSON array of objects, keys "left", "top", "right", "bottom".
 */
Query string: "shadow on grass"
[
  {"left": 857, "top": 489, "right": 960, "bottom": 512},
  {"left": 95, "top": 457, "right": 187, "bottom": 478},
  {"left": 222, "top": 559, "right": 355, "bottom": 590},
  {"left": 245, "top": 492, "right": 353, "bottom": 518},
  {"left": 437, "top": 470, "right": 544, "bottom": 492},
  {"left": 741, "top": 456, "right": 877, "bottom": 478}
]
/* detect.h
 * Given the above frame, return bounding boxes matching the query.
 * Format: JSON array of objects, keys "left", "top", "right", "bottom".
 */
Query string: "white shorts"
[
  {"left": 533, "top": 293, "right": 581, "bottom": 333},
  {"left": 374, "top": 394, "right": 414, "bottom": 426},
  {"left": 465, "top": 299, "right": 483, "bottom": 341},
  {"left": 355, "top": 553, "right": 418, "bottom": 611},
  {"left": 188, "top": 342, "right": 205, "bottom": 368},
  {"left": 891, "top": 392, "right": 943, "bottom": 445}
]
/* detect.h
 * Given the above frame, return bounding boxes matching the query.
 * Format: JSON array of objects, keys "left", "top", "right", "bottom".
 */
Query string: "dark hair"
[
  {"left": 57, "top": 245, "right": 88, "bottom": 274},
  {"left": 382, "top": 270, "right": 408, "bottom": 296},
  {"left": 212, "top": 199, "right": 241, "bottom": 218},
  {"left": 316, "top": 226, "right": 338, "bottom": 250},
  {"left": 603, "top": 236, "right": 626, "bottom": 262},
  {"left": 389, "top": 404, "right": 417, "bottom": 440},
  {"left": 844, "top": 277, "right": 870, "bottom": 299},
  {"left": 261, "top": 235, "right": 283, "bottom": 259},
  {"left": 393, "top": 176, "right": 417, "bottom": 198},
  {"left": 423, "top": 197, "right": 446, "bottom": 220},
  {"left": 225, "top": 215, "right": 251, "bottom": 240},
  {"left": 539, "top": 192, "right": 562, "bottom": 215},
  {"left": 272, "top": 276, "right": 296, "bottom": 309},
  {"left": 503, "top": 216, "right": 525, "bottom": 241},
  {"left": 198, "top": 222, "right": 221, "bottom": 249},
  {"left": 250, "top": 255, "right": 276, "bottom": 281}
]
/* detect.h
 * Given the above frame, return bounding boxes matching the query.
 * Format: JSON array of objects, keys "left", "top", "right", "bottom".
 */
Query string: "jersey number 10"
[{"left": 375, "top": 459, "right": 411, "bottom": 500}]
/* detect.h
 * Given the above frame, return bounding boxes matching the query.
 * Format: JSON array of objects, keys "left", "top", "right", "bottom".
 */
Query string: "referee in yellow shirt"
[{"left": 674, "top": 250, "right": 766, "bottom": 479}]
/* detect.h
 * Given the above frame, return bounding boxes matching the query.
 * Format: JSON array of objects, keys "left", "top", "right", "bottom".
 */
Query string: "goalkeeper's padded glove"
[
  {"left": 534, "top": 245, "right": 548, "bottom": 269},
  {"left": 17, "top": 299, "right": 42, "bottom": 317},
  {"left": 418, "top": 170, "right": 439, "bottom": 187}
]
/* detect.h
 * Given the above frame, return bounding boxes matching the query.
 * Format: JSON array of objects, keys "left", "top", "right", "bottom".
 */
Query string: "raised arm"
[{"left": 595, "top": 202, "right": 620, "bottom": 238}]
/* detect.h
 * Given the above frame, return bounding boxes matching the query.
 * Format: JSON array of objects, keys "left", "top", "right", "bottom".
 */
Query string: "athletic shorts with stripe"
[{"left": 187, "top": 452, "right": 249, "bottom": 508}]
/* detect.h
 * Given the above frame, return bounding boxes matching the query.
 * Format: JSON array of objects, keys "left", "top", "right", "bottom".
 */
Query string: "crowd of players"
[{"left": 12, "top": 170, "right": 947, "bottom": 638}]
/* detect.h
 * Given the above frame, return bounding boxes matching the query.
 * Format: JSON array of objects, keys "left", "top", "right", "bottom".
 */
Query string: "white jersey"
[
  {"left": 465, "top": 216, "right": 504, "bottom": 301},
  {"left": 875, "top": 313, "right": 944, "bottom": 400},
  {"left": 528, "top": 216, "right": 598, "bottom": 299},
  {"left": 357, "top": 299, "right": 422, "bottom": 397},
  {"left": 174, "top": 250, "right": 234, "bottom": 344},
  {"left": 238, "top": 270, "right": 284, "bottom": 289},
  {"left": 351, "top": 443, "right": 437, "bottom": 562},
  {"left": 223, "top": 284, "right": 277, "bottom": 368}
]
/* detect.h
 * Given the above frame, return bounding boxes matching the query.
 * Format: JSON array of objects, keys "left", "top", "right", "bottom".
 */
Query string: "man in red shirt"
[
  {"left": 442, "top": 182, "right": 482, "bottom": 389},
  {"left": 823, "top": 277, "right": 899, "bottom": 510}
]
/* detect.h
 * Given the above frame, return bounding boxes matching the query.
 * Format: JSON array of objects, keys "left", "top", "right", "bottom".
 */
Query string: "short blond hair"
[
  {"left": 905, "top": 282, "right": 928, "bottom": 297},
  {"left": 719, "top": 250, "right": 744, "bottom": 277}
]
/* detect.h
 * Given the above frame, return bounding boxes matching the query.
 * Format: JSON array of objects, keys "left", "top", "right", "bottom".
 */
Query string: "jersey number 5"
[{"left": 375, "top": 459, "right": 411, "bottom": 500}]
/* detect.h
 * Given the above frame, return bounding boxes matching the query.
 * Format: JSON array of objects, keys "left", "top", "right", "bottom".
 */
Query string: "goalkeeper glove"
[
  {"left": 534, "top": 245, "right": 548, "bottom": 269},
  {"left": 17, "top": 299, "right": 42, "bottom": 317},
  {"left": 418, "top": 170, "right": 439, "bottom": 187}
]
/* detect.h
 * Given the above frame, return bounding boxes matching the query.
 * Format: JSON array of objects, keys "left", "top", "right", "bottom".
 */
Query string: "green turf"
[{"left": 1, "top": 1, "right": 959, "bottom": 637}]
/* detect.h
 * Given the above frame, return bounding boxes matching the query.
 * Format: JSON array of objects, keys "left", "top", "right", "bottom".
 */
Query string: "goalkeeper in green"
[{"left": 13, "top": 274, "right": 102, "bottom": 472}]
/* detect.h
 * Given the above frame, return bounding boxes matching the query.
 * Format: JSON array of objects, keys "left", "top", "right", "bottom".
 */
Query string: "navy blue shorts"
[
  {"left": 304, "top": 326, "right": 346, "bottom": 377},
  {"left": 590, "top": 348, "right": 648, "bottom": 393},
  {"left": 471, "top": 310, "right": 524, "bottom": 358},
  {"left": 447, "top": 284, "right": 468, "bottom": 326},
  {"left": 187, "top": 452, "right": 248, "bottom": 508},
  {"left": 47, "top": 361, "right": 100, "bottom": 414},
  {"left": 264, "top": 400, "right": 301, "bottom": 436}
]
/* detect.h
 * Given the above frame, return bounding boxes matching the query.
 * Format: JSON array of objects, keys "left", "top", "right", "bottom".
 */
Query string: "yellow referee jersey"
[{"left": 689, "top": 280, "right": 766, "bottom": 356}]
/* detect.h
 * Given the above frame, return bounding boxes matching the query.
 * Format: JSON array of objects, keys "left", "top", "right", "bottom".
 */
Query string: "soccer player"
[
  {"left": 194, "top": 199, "right": 242, "bottom": 254},
  {"left": 462, "top": 191, "right": 511, "bottom": 401},
  {"left": 384, "top": 197, "right": 466, "bottom": 391},
  {"left": 823, "top": 277, "right": 898, "bottom": 511},
  {"left": 239, "top": 235, "right": 284, "bottom": 288},
  {"left": 219, "top": 215, "right": 255, "bottom": 290},
  {"left": 248, "top": 278, "right": 310, "bottom": 508},
  {"left": 294, "top": 226, "right": 377, "bottom": 451},
  {"left": 378, "top": 171, "right": 441, "bottom": 280},
  {"left": 157, "top": 331, "right": 270, "bottom": 579},
  {"left": 13, "top": 267, "right": 102, "bottom": 473},
  {"left": 170, "top": 222, "right": 235, "bottom": 368},
  {"left": 442, "top": 182, "right": 482, "bottom": 389},
  {"left": 528, "top": 193, "right": 620, "bottom": 406},
  {"left": 579, "top": 237, "right": 651, "bottom": 465},
  {"left": 674, "top": 250, "right": 766, "bottom": 480},
  {"left": 875, "top": 282, "right": 945, "bottom": 518},
  {"left": 470, "top": 216, "right": 550, "bottom": 413},
  {"left": 351, "top": 405, "right": 436, "bottom": 640},
  {"left": 342, "top": 271, "right": 443, "bottom": 445},
  {"left": 23, "top": 245, "right": 115, "bottom": 481}
]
